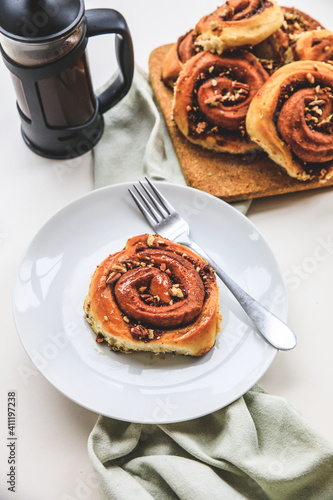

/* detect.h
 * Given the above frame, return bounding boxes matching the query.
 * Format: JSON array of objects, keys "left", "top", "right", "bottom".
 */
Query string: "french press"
[{"left": 0, "top": 0, "right": 134, "bottom": 159}]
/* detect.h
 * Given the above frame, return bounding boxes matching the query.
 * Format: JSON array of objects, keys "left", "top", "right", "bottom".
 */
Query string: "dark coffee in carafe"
[
  {"left": 37, "top": 52, "right": 95, "bottom": 127},
  {"left": 0, "top": 0, "right": 134, "bottom": 159}
]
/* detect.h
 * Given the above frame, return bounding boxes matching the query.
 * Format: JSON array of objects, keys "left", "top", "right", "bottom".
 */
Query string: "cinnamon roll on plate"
[{"left": 84, "top": 234, "right": 221, "bottom": 357}]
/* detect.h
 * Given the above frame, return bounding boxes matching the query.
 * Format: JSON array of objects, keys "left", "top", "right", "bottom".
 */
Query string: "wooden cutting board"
[{"left": 149, "top": 44, "right": 333, "bottom": 202}]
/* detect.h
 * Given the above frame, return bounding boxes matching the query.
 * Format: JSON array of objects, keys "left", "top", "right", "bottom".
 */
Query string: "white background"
[{"left": 1, "top": 0, "right": 333, "bottom": 499}]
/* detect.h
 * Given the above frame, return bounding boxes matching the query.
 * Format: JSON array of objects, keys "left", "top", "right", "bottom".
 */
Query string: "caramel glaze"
[
  {"left": 114, "top": 250, "right": 205, "bottom": 328},
  {"left": 84, "top": 234, "right": 221, "bottom": 353}
]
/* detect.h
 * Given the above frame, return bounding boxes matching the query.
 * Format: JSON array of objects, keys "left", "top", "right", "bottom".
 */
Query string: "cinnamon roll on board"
[
  {"left": 84, "top": 234, "right": 221, "bottom": 357},
  {"left": 246, "top": 61, "right": 333, "bottom": 181},
  {"left": 162, "top": 30, "right": 197, "bottom": 87},
  {"left": 293, "top": 30, "right": 333, "bottom": 64},
  {"left": 149, "top": 0, "right": 333, "bottom": 200},
  {"left": 162, "top": 0, "right": 284, "bottom": 87},
  {"left": 195, "top": 0, "right": 284, "bottom": 55},
  {"left": 173, "top": 50, "right": 269, "bottom": 153},
  {"left": 150, "top": 44, "right": 333, "bottom": 201},
  {"left": 253, "top": 7, "right": 325, "bottom": 72}
]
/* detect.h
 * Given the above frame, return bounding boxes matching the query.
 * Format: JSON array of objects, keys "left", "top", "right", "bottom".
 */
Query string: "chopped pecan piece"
[
  {"left": 147, "top": 234, "right": 155, "bottom": 247},
  {"left": 106, "top": 271, "right": 122, "bottom": 285},
  {"left": 131, "top": 325, "right": 148, "bottom": 339},
  {"left": 111, "top": 263, "right": 127, "bottom": 273},
  {"left": 232, "top": 81, "right": 250, "bottom": 94},
  {"left": 169, "top": 285, "right": 184, "bottom": 298}
]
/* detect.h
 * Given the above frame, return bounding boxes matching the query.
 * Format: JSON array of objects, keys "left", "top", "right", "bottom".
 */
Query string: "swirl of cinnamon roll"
[
  {"left": 194, "top": 0, "right": 284, "bottom": 55},
  {"left": 293, "top": 30, "right": 333, "bottom": 64},
  {"left": 114, "top": 249, "right": 205, "bottom": 328},
  {"left": 173, "top": 50, "right": 269, "bottom": 153},
  {"left": 162, "top": 31, "right": 197, "bottom": 87},
  {"left": 246, "top": 61, "right": 333, "bottom": 181},
  {"left": 84, "top": 234, "right": 221, "bottom": 356}
]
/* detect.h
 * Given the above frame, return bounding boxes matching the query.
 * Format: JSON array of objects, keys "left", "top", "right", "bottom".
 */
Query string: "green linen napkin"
[
  {"left": 89, "top": 67, "right": 333, "bottom": 499},
  {"left": 88, "top": 386, "right": 333, "bottom": 500},
  {"left": 94, "top": 66, "right": 251, "bottom": 214},
  {"left": 94, "top": 66, "right": 186, "bottom": 189}
]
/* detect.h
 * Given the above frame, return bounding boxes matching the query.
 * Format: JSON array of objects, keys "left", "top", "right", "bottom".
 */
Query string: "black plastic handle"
[{"left": 85, "top": 9, "right": 134, "bottom": 114}]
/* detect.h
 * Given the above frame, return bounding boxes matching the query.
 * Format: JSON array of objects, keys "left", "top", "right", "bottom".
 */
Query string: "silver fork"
[{"left": 129, "top": 178, "right": 297, "bottom": 351}]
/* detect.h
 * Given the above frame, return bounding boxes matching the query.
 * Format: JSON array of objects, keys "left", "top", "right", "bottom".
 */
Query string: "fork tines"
[{"left": 128, "top": 177, "right": 172, "bottom": 225}]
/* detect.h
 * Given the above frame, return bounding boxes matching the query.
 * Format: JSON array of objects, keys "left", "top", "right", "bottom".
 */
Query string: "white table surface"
[{"left": 1, "top": 0, "right": 333, "bottom": 498}]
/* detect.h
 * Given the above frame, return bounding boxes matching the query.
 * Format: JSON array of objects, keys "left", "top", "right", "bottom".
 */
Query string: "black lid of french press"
[{"left": 0, "top": 0, "right": 84, "bottom": 42}]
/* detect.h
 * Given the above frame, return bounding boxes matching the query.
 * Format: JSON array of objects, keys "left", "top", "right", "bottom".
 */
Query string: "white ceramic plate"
[{"left": 13, "top": 182, "right": 288, "bottom": 423}]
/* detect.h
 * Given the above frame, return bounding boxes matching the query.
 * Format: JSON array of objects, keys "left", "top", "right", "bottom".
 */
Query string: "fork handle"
[{"left": 184, "top": 240, "right": 297, "bottom": 351}]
